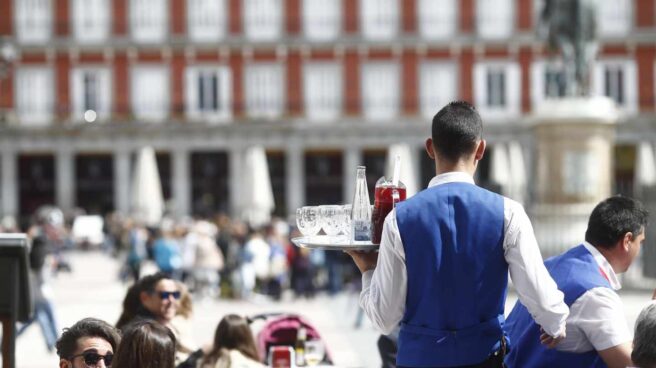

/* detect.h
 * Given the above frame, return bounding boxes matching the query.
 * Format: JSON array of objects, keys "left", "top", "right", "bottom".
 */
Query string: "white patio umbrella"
[
  {"left": 131, "top": 146, "right": 164, "bottom": 226},
  {"left": 635, "top": 141, "right": 656, "bottom": 186},
  {"left": 386, "top": 144, "right": 419, "bottom": 198},
  {"left": 240, "top": 146, "right": 275, "bottom": 228},
  {"left": 490, "top": 143, "right": 511, "bottom": 195},
  {"left": 508, "top": 141, "right": 527, "bottom": 204}
]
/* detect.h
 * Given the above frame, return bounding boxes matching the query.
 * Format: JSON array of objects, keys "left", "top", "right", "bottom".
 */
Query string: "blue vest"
[
  {"left": 395, "top": 182, "right": 507, "bottom": 367},
  {"left": 504, "top": 244, "right": 611, "bottom": 368}
]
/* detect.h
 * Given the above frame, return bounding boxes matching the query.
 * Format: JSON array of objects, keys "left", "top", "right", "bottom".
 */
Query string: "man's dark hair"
[
  {"left": 112, "top": 320, "right": 177, "bottom": 368},
  {"left": 632, "top": 303, "right": 656, "bottom": 367},
  {"left": 138, "top": 272, "right": 172, "bottom": 294},
  {"left": 431, "top": 101, "right": 483, "bottom": 162},
  {"left": 585, "top": 196, "right": 649, "bottom": 249},
  {"left": 56, "top": 317, "right": 121, "bottom": 359}
]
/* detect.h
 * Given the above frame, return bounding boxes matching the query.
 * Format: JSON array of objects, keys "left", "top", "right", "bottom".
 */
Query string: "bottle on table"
[
  {"left": 351, "top": 166, "right": 372, "bottom": 242},
  {"left": 295, "top": 327, "right": 307, "bottom": 366}
]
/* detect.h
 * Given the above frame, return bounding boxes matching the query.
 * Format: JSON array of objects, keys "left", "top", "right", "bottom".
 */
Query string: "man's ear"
[
  {"left": 59, "top": 359, "right": 70, "bottom": 368},
  {"left": 425, "top": 138, "right": 435, "bottom": 159},
  {"left": 474, "top": 139, "right": 486, "bottom": 161},
  {"left": 622, "top": 232, "right": 633, "bottom": 252}
]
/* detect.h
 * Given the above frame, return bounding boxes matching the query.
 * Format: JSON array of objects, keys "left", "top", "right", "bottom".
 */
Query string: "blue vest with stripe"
[
  {"left": 504, "top": 244, "right": 611, "bottom": 368},
  {"left": 395, "top": 182, "right": 507, "bottom": 367}
]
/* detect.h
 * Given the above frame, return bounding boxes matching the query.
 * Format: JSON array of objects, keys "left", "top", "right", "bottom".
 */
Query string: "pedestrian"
[
  {"left": 505, "top": 196, "right": 650, "bottom": 368},
  {"left": 346, "top": 101, "right": 569, "bottom": 367},
  {"left": 56, "top": 317, "right": 120, "bottom": 368},
  {"left": 198, "top": 314, "right": 264, "bottom": 368},
  {"left": 112, "top": 319, "right": 176, "bottom": 368}
]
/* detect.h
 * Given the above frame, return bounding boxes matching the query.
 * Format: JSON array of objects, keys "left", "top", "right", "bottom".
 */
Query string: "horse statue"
[{"left": 538, "top": 0, "right": 599, "bottom": 96}]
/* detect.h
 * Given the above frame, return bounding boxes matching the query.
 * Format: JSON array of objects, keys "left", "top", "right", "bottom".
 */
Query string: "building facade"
[{"left": 0, "top": 0, "right": 654, "bottom": 225}]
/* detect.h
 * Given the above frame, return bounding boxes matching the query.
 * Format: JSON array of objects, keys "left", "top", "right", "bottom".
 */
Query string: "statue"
[{"left": 539, "top": 0, "right": 598, "bottom": 96}]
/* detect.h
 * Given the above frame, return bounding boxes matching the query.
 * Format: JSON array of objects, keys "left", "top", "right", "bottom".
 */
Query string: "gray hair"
[{"left": 632, "top": 303, "right": 656, "bottom": 367}]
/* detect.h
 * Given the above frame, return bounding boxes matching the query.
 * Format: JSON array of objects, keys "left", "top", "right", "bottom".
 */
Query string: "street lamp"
[{"left": 0, "top": 40, "right": 16, "bottom": 124}]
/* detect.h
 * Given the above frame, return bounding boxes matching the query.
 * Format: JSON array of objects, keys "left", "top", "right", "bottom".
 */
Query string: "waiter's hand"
[
  {"left": 540, "top": 328, "right": 565, "bottom": 349},
  {"left": 345, "top": 250, "right": 378, "bottom": 273}
]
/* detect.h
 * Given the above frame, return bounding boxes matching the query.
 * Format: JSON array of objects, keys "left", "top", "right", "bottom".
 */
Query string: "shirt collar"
[
  {"left": 582, "top": 241, "right": 622, "bottom": 290},
  {"left": 427, "top": 172, "right": 475, "bottom": 188}
]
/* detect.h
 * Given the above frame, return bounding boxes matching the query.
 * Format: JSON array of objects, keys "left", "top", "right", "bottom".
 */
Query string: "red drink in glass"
[{"left": 372, "top": 179, "right": 407, "bottom": 244}]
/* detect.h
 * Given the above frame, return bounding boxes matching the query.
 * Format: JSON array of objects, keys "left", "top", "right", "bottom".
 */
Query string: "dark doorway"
[
  {"left": 18, "top": 154, "right": 56, "bottom": 223},
  {"left": 363, "top": 150, "right": 386, "bottom": 200},
  {"left": 267, "top": 151, "right": 286, "bottom": 217},
  {"left": 191, "top": 152, "right": 229, "bottom": 216},
  {"left": 155, "top": 152, "right": 172, "bottom": 201},
  {"left": 305, "top": 151, "right": 343, "bottom": 205},
  {"left": 75, "top": 154, "right": 114, "bottom": 214}
]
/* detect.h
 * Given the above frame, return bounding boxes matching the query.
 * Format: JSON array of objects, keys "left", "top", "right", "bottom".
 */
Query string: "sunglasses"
[
  {"left": 70, "top": 351, "right": 113, "bottom": 367},
  {"left": 155, "top": 291, "right": 181, "bottom": 300}
]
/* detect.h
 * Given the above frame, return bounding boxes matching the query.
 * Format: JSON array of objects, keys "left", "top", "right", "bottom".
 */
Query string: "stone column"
[
  {"left": 172, "top": 148, "right": 190, "bottom": 217},
  {"left": 55, "top": 149, "right": 75, "bottom": 214},
  {"left": 343, "top": 147, "right": 362, "bottom": 203},
  {"left": 531, "top": 97, "right": 617, "bottom": 257},
  {"left": 228, "top": 146, "right": 243, "bottom": 217},
  {"left": 286, "top": 143, "right": 304, "bottom": 218},
  {"left": 0, "top": 149, "right": 18, "bottom": 218},
  {"left": 113, "top": 149, "right": 131, "bottom": 215}
]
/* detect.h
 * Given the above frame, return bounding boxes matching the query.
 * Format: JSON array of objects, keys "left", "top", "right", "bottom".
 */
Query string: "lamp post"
[{"left": 0, "top": 40, "right": 16, "bottom": 124}]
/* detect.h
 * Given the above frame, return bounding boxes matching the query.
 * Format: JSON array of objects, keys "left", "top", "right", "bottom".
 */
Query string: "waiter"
[{"left": 347, "top": 101, "right": 569, "bottom": 367}]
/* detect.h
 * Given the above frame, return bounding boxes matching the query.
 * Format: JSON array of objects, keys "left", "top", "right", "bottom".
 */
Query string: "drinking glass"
[
  {"left": 305, "top": 340, "right": 325, "bottom": 366},
  {"left": 296, "top": 206, "right": 320, "bottom": 237},
  {"left": 340, "top": 204, "right": 352, "bottom": 237},
  {"left": 318, "top": 205, "right": 341, "bottom": 237}
]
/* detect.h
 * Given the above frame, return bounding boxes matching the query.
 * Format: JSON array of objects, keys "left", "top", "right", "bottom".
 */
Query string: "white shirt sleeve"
[
  {"left": 359, "top": 209, "right": 407, "bottom": 335},
  {"left": 504, "top": 198, "right": 570, "bottom": 337},
  {"left": 564, "top": 287, "right": 632, "bottom": 352}
]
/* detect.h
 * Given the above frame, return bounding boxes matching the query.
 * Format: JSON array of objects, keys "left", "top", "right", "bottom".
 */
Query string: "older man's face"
[
  {"left": 60, "top": 336, "right": 113, "bottom": 368},
  {"left": 141, "top": 279, "right": 179, "bottom": 323}
]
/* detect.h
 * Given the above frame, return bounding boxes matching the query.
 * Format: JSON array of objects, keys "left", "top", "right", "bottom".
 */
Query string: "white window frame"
[
  {"left": 70, "top": 66, "right": 112, "bottom": 122},
  {"left": 419, "top": 61, "right": 458, "bottom": 119},
  {"left": 15, "top": 0, "right": 52, "bottom": 44},
  {"left": 597, "top": 0, "right": 632, "bottom": 37},
  {"left": 185, "top": 65, "right": 232, "bottom": 122},
  {"left": 361, "top": 62, "right": 399, "bottom": 121},
  {"left": 593, "top": 59, "right": 637, "bottom": 114},
  {"left": 243, "top": 0, "right": 283, "bottom": 41},
  {"left": 244, "top": 63, "right": 285, "bottom": 119},
  {"left": 72, "top": 0, "right": 110, "bottom": 43},
  {"left": 476, "top": 0, "right": 513, "bottom": 39},
  {"left": 360, "top": 0, "right": 399, "bottom": 40},
  {"left": 303, "top": 62, "right": 342, "bottom": 122},
  {"left": 418, "top": 0, "right": 457, "bottom": 40},
  {"left": 187, "top": 0, "right": 227, "bottom": 42},
  {"left": 15, "top": 67, "right": 54, "bottom": 126},
  {"left": 531, "top": 60, "right": 568, "bottom": 109},
  {"left": 130, "top": 65, "right": 170, "bottom": 122},
  {"left": 130, "top": 0, "right": 169, "bottom": 43},
  {"left": 473, "top": 61, "right": 521, "bottom": 120},
  {"left": 303, "top": 0, "right": 341, "bottom": 41}
]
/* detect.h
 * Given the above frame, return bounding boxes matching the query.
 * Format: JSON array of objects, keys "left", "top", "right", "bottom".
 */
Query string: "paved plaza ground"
[{"left": 5, "top": 250, "right": 656, "bottom": 368}]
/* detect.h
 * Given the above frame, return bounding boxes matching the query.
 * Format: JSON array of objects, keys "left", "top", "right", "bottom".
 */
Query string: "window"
[
  {"left": 71, "top": 67, "right": 111, "bottom": 121},
  {"left": 188, "top": 0, "right": 226, "bottom": 42},
  {"left": 531, "top": 61, "right": 567, "bottom": 108},
  {"left": 15, "top": 0, "right": 52, "bottom": 44},
  {"left": 245, "top": 63, "right": 284, "bottom": 118},
  {"left": 362, "top": 63, "right": 399, "bottom": 120},
  {"left": 185, "top": 66, "right": 232, "bottom": 121},
  {"left": 131, "top": 0, "right": 168, "bottom": 43},
  {"left": 244, "top": 0, "right": 282, "bottom": 41},
  {"left": 593, "top": 60, "right": 637, "bottom": 113},
  {"left": 131, "top": 66, "right": 169, "bottom": 121},
  {"left": 474, "top": 62, "right": 520, "bottom": 119},
  {"left": 361, "top": 0, "right": 399, "bottom": 40},
  {"left": 304, "top": 63, "right": 342, "bottom": 121},
  {"left": 563, "top": 150, "right": 595, "bottom": 196},
  {"left": 476, "top": 0, "right": 513, "bottom": 39},
  {"left": 597, "top": 0, "right": 632, "bottom": 37},
  {"left": 15, "top": 67, "right": 53, "bottom": 125},
  {"left": 418, "top": 0, "right": 456, "bottom": 39},
  {"left": 419, "top": 62, "right": 457, "bottom": 118},
  {"left": 303, "top": 0, "right": 340, "bottom": 40},
  {"left": 73, "top": 0, "right": 110, "bottom": 42}
]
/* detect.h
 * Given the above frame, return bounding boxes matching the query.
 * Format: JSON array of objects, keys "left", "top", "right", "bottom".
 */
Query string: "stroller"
[{"left": 250, "top": 313, "right": 334, "bottom": 365}]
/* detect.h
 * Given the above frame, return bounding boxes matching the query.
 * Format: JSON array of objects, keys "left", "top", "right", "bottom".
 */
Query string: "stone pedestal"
[{"left": 531, "top": 97, "right": 618, "bottom": 257}]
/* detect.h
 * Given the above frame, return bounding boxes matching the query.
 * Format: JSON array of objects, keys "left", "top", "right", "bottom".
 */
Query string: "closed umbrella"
[
  {"left": 131, "top": 146, "right": 164, "bottom": 226},
  {"left": 386, "top": 144, "right": 419, "bottom": 198},
  {"left": 240, "top": 146, "right": 275, "bottom": 228},
  {"left": 636, "top": 142, "right": 656, "bottom": 186}
]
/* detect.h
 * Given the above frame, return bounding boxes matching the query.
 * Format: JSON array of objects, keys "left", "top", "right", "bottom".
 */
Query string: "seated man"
[
  {"left": 505, "top": 196, "right": 649, "bottom": 368},
  {"left": 56, "top": 317, "right": 120, "bottom": 368},
  {"left": 632, "top": 303, "right": 656, "bottom": 368}
]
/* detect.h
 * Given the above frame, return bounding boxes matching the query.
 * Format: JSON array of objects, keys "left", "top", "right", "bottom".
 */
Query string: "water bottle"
[{"left": 351, "top": 166, "right": 372, "bottom": 242}]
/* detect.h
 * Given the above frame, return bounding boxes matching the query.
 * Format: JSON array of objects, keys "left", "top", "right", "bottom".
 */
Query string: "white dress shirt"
[
  {"left": 360, "top": 172, "right": 569, "bottom": 337},
  {"left": 554, "top": 242, "right": 631, "bottom": 352}
]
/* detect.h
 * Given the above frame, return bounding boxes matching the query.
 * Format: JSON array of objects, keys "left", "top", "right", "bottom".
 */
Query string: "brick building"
[{"left": 0, "top": 0, "right": 654, "bottom": 224}]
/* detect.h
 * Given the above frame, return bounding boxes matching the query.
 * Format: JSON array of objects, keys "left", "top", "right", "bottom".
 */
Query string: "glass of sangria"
[{"left": 371, "top": 176, "right": 407, "bottom": 244}]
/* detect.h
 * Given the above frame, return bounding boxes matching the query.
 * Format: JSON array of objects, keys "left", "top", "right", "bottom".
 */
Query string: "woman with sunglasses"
[
  {"left": 56, "top": 318, "right": 120, "bottom": 368},
  {"left": 112, "top": 319, "right": 177, "bottom": 368}
]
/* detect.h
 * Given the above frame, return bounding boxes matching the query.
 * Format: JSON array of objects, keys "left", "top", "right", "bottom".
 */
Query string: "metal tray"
[{"left": 291, "top": 236, "right": 379, "bottom": 251}]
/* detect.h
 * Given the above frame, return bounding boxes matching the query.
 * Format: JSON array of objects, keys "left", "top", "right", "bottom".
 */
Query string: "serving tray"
[{"left": 291, "top": 236, "right": 379, "bottom": 251}]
